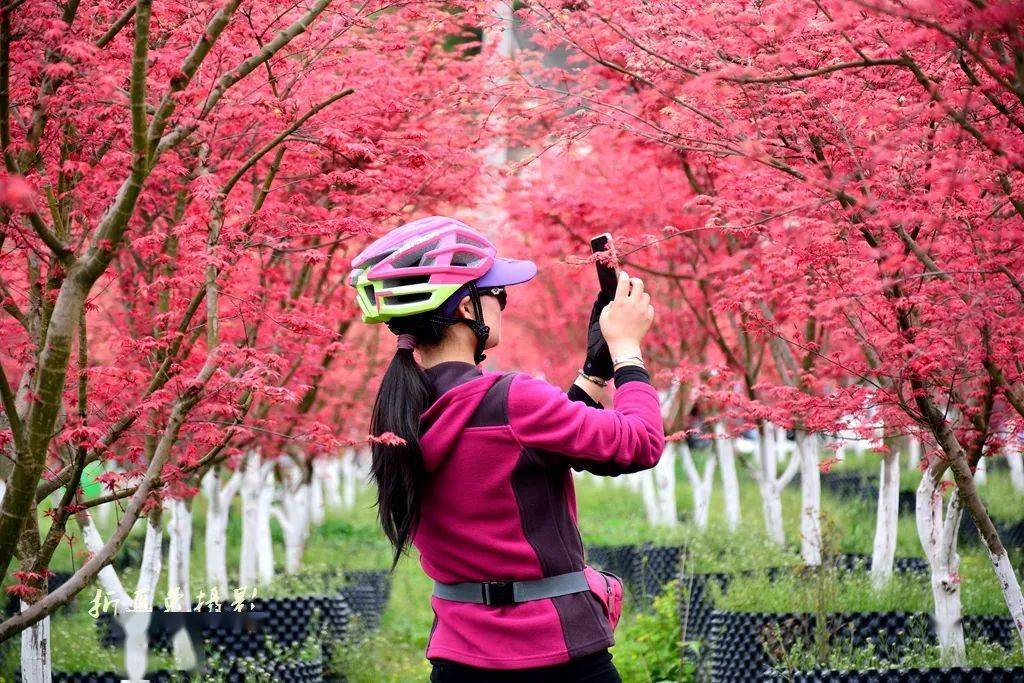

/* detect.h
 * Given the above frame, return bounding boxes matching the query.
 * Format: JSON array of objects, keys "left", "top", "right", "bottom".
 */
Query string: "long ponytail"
[{"left": 370, "top": 320, "right": 448, "bottom": 571}]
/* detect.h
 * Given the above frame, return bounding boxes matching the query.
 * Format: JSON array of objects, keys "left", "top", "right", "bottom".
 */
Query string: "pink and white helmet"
[{"left": 348, "top": 216, "right": 536, "bottom": 323}]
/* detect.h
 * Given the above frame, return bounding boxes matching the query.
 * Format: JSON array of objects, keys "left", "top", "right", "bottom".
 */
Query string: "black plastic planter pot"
[
  {"left": 586, "top": 543, "right": 684, "bottom": 606},
  {"left": 767, "top": 666, "right": 1024, "bottom": 682},
  {"left": 16, "top": 658, "right": 325, "bottom": 683},
  {"left": 707, "top": 610, "right": 1017, "bottom": 683},
  {"left": 677, "top": 554, "right": 929, "bottom": 646},
  {"left": 98, "top": 595, "right": 356, "bottom": 657},
  {"left": 586, "top": 545, "right": 638, "bottom": 584}
]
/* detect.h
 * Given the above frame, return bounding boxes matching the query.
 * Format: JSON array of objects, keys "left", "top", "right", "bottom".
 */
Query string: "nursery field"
[{"left": 3, "top": 446, "right": 1021, "bottom": 682}]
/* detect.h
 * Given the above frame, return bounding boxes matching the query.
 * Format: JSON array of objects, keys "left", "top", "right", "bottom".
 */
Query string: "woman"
[{"left": 347, "top": 216, "right": 665, "bottom": 682}]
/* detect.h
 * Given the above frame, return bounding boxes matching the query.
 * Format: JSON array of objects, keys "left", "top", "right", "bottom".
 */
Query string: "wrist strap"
[{"left": 578, "top": 370, "right": 608, "bottom": 387}]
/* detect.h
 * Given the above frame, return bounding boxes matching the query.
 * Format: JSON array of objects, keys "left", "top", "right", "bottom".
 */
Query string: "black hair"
[
  {"left": 369, "top": 316, "right": 445, "bottom": 572},
  {"left": 369, "top": 285, "right": 491, "bottom": 571}
]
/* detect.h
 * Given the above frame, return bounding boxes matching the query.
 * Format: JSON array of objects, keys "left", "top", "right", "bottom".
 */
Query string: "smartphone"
[{"left": 590, "top": 233, "right": 618, "bottom": 297}]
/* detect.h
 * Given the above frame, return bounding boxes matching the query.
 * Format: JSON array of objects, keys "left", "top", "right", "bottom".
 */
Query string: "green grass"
[{"left": 708, "top": 555, "right": 1008, "bottom": 616}]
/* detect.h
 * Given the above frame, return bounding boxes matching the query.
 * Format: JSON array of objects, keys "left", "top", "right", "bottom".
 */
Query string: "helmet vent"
[
  {"left": 389, "top": 291, "right": 432, "bottom": 304},
  {"left": 383, "top": 275, "right": 429, "bottom": 289},
  {"left": 456, "top": 234, "right": 488, "bottom": 249},
  {"left": 451, "top": 252, "right": 483, "bottom": 266},
  {"left": 393, "top": 240, "right": 440, "bottom": 268}
]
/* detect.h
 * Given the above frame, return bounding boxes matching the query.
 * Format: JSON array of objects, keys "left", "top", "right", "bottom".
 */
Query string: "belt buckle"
[{"left": 481, "top": 580, "right": 515, "bottom": 606}]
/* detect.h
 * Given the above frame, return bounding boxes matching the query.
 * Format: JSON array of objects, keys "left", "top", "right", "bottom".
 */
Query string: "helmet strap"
[
  {"left": 463, "top": 282, "right": 490, "bottom": 365},
  {"left": 426, "top": 282, "right": 490, "bottom": 365}
]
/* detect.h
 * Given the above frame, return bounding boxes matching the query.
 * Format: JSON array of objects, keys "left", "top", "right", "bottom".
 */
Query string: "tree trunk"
[
  {"left": 973, "top": 454, "right": 987, "bottom": 485},
  {"left": 907, "top": 436, "right": 922, "bottom": 471},
  {"left": 637, "top": 469, "right": 661, "bottom": 525},
  {"left": 341, "top": 450, "right": 358, "bottom": 510},
  {"left": 202, "top": 468, "right": 240, "bottom": 595},
  {"left": 135, "top": 507, "right": 163, "bottom": 611},
  {"left": 713, "top": 424, "right": 742, "bottom": 532},
  {"left": 322, "top": 457, "right": 343, "bottom": 509},
  {"left": 20, "top": 601, "right": 50, "bottom": 683},
  {"left": 681, "top": 441, "right": 714, "bottom": 529},
  {"left": 166, "top": 498, "right": 192, "bottom": 608},
  {"left": 18, "top": 515, "right": 51, "bottom": 683},
  {"left": 309, "top": 462, "right": 325, "bottom": 525},
  {"left": 796, "top": 431, "right": 822, "bottom": 566},
  {"left": 271, "top": 459, "right": 312, "bottom": 574},
  {"left": 239, "top": 453, "right": 270, "bottom": 587},
  {"left": 871, "top": 442, "right": 901, "bottom": 589},
  {"left": 653, "top": 442, "right": 678, "bottom": 526},
  {"left": 756, "top": 426, "right": 787, "bottom": 546},
  {"left": 76, "top": 511, "right": 131, "bottom": 606},
  {"left": 917, "top": 469, "right": 966, "bottom": 664},
  {"left": 257, "top": 479, "right": 275, "bottom": 584},
  {"left": 1008, "top": 445, "right": 1024, "bottom": 493},
  {"left": 165, "top": 498, "right": 196, "bottom": 668}
]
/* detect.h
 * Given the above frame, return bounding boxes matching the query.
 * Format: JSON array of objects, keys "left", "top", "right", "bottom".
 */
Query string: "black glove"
[{"left": 582, "top": 290, "right": 614, "bottom": 380}]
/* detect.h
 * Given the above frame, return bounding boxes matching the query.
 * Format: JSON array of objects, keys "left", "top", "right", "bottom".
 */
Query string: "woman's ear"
[{"left": 455, "top": 295, "right": 474, "bottom": 321}]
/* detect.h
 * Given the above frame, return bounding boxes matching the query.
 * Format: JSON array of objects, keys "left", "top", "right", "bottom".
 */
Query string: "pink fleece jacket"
[{"left": 411, "top": 361, "right": 665, "bottom": 669}]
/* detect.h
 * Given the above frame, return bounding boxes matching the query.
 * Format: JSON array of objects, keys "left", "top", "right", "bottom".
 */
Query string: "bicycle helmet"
[{"left": 348, "top": 216, "right": 536, "bottom": 363}]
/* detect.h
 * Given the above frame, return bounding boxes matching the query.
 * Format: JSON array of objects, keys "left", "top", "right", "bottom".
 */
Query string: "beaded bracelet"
[{"left": 578, "top": 370, "right": 609, "bottom": 387}]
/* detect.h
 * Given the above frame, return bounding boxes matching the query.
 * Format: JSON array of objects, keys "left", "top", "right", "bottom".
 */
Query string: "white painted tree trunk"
[
  {"left": 637, "top": 469, "right": 662, "bottom": 525},
  {"left": 1008, "top": 446, "right": 1024, "bottom": 493},
  {"left": 653, "top": 443, "right": 678, "bottom": 526},
  {"left": 713, "top": 424, "right": 742, "bottom": 532},
  {"left": 309, "top": 461, "right": 325, "bottom": 525},
  {"left": 796, "top": 431, "right": 822, "bottom": 566},
  {"left": 871, "top": 445, "right": 901, "bottom": 589},
  {"left": 907, "top": 436, "right": 922, "bottom": 471},
  {"left": 135, "top": 509, "right": 163, "bottom": 611},
  {"left": 77, "top": 510, "right": 151, "bottom": 682},
  {"left": 990, "top": 549, "right": 1024, "bottom": 655},
  {"left": 974, "top": 455, "right": 987, "bottom": 485},
  {"left": 165, "top": 498, "right": 197, "bottom": 668},
  {"left": 341, "top": 450, "right": 359, "bottom": 510},
  {"left": 916, "top": 472, "right": 966, "bottom": 664},
  {"left": 20, "top": 602, "right": 50, "bottom": 683},
  {"left": 750, "top": 425, "right": 796, "bottom": 547},
  {"left": 166, "top": 499, "right": 192, "bottom": 608},
  {"left": 680, "top": 441, "right": 715, "bottom": 529},
  {"left": 202, "top": 468, "right": 241, "bottom": 595},
  {"left": 239, "top": 453, "right": 273, "bottom": 587},
  {"left": 257, "top": 481, "right": 275, "bottom": 583},
  {"left": 78, "top": 511, "right": 131, "bottom": 605},
  {"left": 271, "top": 459, "right": 313, "bottom": 574},
  {"left": 321, "top": 457, "right": 343, "bottom": 509}
]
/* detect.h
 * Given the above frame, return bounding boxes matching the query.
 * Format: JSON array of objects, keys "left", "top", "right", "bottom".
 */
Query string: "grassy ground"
[{"left": 2, "top": 447, "right": 1022, "bottom": 681}]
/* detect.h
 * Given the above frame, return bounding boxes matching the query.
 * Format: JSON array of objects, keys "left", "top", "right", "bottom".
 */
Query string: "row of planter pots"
[
  {"left": 671, "top": 555, "right": 1020, "bottom": 682},
  {"left": 15, "top": 658, "right": 324, "bottom": 683},
  {"left": 768, "top": 666, "right": 1024, "bottom": 682},
  {"left": 41, "top": 569, "right": 392, "bottom": 682},
  {"left": 97, "top": 569, "right": 391, "bottom": 655},
  {"left": 708, "top": 610, "right": 1020, "bottom": 682},
  {"left": 678, "top": 555, "right": 929, "bottom": 645}
]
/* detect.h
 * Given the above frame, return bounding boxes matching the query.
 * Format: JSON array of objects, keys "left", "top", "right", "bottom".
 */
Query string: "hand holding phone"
[
  {"left": 590, "top": 233, "right": 618, "bottom": 298},
  {"left": 583, "top": 233, "right": 617, "bottom": 380}
]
